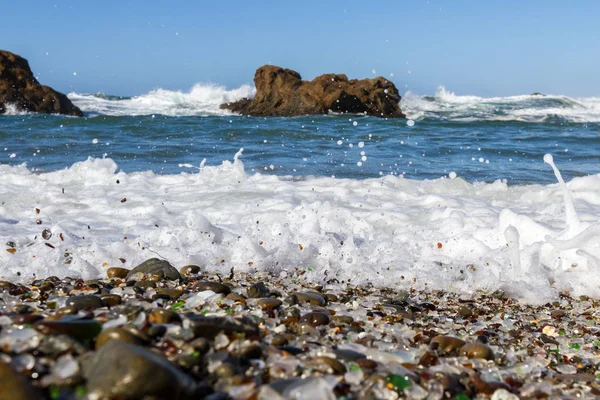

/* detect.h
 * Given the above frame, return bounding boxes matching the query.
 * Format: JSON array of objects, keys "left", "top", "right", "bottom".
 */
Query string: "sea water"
[{"left": 1, "top": 85, "right": 599, "bottom": 303}]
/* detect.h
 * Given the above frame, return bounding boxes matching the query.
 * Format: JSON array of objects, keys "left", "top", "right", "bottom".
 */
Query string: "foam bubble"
[{"left": 0, "top": 154, "right": 599, "bottom": 303}]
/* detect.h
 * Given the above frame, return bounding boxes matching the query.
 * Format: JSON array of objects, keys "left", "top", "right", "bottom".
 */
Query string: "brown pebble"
[
  {"left": 180, "top": 264, "right": 201, "bottom": 276},
  {"left": 225, "top": 293, "right": 247, "bottom": 303},
  {"left": 459, "top": 342, "right": 495, "bottom": 360},
  {"left": 294, "top": 292, "right": 326, "bottom": 306},
  {"left": 430, "top": 335, "right": 466, "bottom": 355},
  {"left": 299, "top": 312, "right": 330, "bottom": 326},
  {"left": 148, "top": 308, "right": 182, "bottom": 324},
  {"left": 193, "top": 281, "right": 231, "bottom": 294},
  {"left": 271, "top": 335, "right": 289, "bottom": 346},
  {"left": 96, "top": 327, "right": 147, "bottom": 349},
  {"left": 100, "top": 294, "right": 122, "bottom": 307},
  {"left": 313, "top": 356, "right": 347, "bottom": 374},
  {"left": 107, "top": 267, "right": 129, "bottom": 279},
  {"left": 356, "top": 359, "right": 378, "bottom": 369},
  {"left": 258, "top": 298, "right": 283, "bottom": 310}
]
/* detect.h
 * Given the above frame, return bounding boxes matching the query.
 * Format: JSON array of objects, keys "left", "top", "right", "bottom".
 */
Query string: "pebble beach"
[{"left": 2, "top": 258, "right": 600, "bottom": 399}]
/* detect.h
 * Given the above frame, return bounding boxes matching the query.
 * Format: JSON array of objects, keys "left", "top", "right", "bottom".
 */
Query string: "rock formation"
[
  {"left": 221, "top": 65, "right": 405, "bottom": 118},
  {"left": 0, "top": 50, "right": 83, "bottom": 116}
]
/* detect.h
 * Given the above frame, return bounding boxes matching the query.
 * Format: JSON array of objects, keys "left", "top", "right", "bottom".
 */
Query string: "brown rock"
[
  {"left": 0, "top": 50, "right": 83, "bottom": 116},
  {"left": 0, "top": 362, "right": 40, "bottom": 400},
  {"left": 221, "top": 65, "right": 405, "bottom": 118}
]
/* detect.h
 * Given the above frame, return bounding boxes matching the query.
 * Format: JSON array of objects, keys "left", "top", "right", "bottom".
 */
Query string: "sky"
[{"left": 2, "top": 1, "right": 599, "bottom": 97}]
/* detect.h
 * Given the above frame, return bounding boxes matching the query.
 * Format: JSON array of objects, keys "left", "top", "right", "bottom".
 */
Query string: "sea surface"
[{"left": 1, "top": 85, "right": 600, "bottom": 302}]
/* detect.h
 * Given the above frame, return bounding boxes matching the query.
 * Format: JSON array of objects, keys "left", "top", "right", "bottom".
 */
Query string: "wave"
[
  {"left": 1, "top": 152, "right": 600, "bottom": 302},
  {"left": 66, "top": 83, "right": 600, "bottom": 123},
  {"left": 68, "top": 83, "right": 255, "bottom": 117},
  {"left": 401, "top": 86, "right": 600, "bottom": 123}
]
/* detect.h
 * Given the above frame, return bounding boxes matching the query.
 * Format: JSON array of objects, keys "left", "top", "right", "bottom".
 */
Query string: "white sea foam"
[
  {"left": 1, "top": 103, "right": 30, "bottom": 116},
  {"left": 68, "top": 83, "right": 255, "bottom": 117},
  {"left": 1, "top": 152, "right": 599, "bottom": 303},
  {"left": 401, "top": 86, "right": 600, "bottom": 123}
]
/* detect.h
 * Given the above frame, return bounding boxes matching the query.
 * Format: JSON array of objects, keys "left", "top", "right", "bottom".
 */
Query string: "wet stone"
[
  {"left": 312, "top": 356, "right": 347, "bottom": 374},
  {"left": 258, "top": 298, "right": 282, "bottom": 310},
  {"left": 299, "top": 312, "right": 330, "bottom": 326},
  {"left": 247, "top": 282, "right": 270, "bottom": 298},
  {"left": 188, "top": 315, "right": 259, "bottom": 339},
  {"left": 96, "top": 327, "right": 147, "bottom": 349},
  {"left": 0, "top": 362, "right": 40, "bottom": 400},
  {"left": 457, "top": 305, "right": 473, "bottom": 318},
  {"left": 86, "top": 341, "right": 203, "bottom": 399},
  {"left": 180, "top": 264, "right": 201, "bottom": 276},
  {"left": 430, "top": 335, "right": 466, "bottom": 355},
  {"left": 35, "top": 319, "right": 102, "bottom": 342},
  {"left": 155, "top": 288, "right": 184, "bottom": 299},
  {"left": 271, "top": 335, "right": 289, "bottom": 346},
  {"left": 126, "top": 258, "right": 181, "bottom": 281},
  {"left": 148, "top": 308, "right": 182, "bottom": 324},
  {"left": 66, "top": 295, "right": 105, "bottom": 311},
  {"left": 193, "top": 281, "right": 231, "bottom": 295},
  {"left": 55, "top": 306, "right": 79, "bottom": 317},
  {"left": 294, "top": 292, "right": 326, "bottom": 306},
  {"left": 106, "top": 267, "right": 129, "bottom": 279},
  {"left": 225, "top": 293, "right": 246, "bottom": 302},
  {"left": 333, "top": 348, "right": 366, "bottom": 362},
  {"left": 459, "top": 342, "right": 495, "bottom": 360},
  {"left": 134, "top": 280, "right": 157, "bottom": 290},
  {"left": 100, "top": 294, "right": 122, "bottom": 307}
]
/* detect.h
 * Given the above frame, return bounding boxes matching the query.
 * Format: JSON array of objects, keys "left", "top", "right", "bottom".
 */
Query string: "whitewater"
[{"left": 1, "top": 83, "right": 600, "bottom": 303}]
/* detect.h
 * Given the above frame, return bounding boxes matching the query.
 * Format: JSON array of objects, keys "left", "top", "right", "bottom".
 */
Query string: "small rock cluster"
[{"left": 1, "top": 257, "right": 600, "bottom": 399}]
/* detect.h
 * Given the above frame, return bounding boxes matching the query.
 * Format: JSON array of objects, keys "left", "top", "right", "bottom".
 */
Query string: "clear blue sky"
[{"left": 2, "top": 1, "right": 598, "bottom": 97}]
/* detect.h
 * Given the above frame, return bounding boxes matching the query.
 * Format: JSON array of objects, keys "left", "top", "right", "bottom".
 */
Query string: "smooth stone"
[
  {"left": 430, "top": 335, "right": 466, "bottom": 355},
  {"left": 457, "top": 305, "right": 473, "bottom": 318},
  {"left": 148, "top": 308, "right": 182, "bottom": 324},
  {"left": 214, "top": 362, "right": 236, "bottom": 378},
  {"left": 246, "top": 282, "right": 270, "bottom": 298},
  {"left": 180, "top": 264, "right": 201, "bottom": 276},
  {"left": 283, "top": 294, "right": 298, "bottom": 306},
  {"left": 294, "top": 292, "right": 326, "bottom": 306},
  {"left": 299, "top": 312, "right": 330, "bottom": 326},
  {"left": 325, "top": 293, "right": 339, "bottom": 302},
  {"left": 333, "top": 349, "right": 366, "bottom": 362},
  {"left": 35, "top": 319, "right": 102, "bottom": 342},
  {"left": 551, "top": 309, "right": 567, "bottom": 319},
  {"left": 0, "top": 362, "right": 40, "bottom": 400},
  {"left": 155, "top": 288, "right": 184, "bottom": 299},
  {"left": 134, "top": 280, "right": 157, "bottom": 290},
  {"left": 225, "top": 293, "right": 246, "bottom": 303},
  {"left": 190, "top": 337, "right": 211, "bottom": 355},
  {"left": 297, "top": 322, "right": 319, "bottom": 336},
  {"left": 188, "top": 316, "right": 258, "bottom": 339},
  {"left": 193, "top": 281, "right": 231, "bottom": 295},
  {"left": 54, "top": 306, "right": 79, "bottom": 317},
  {"left": 271, "top": 335, "right": 289, "bottom": 346},
  {"left": 86, "top": 341, "right": 202, "bottom": 399},
  {"left": 258, "top": 298, "right": 282, "bottom": 310},
  {"left": 66, "top": 295, "right": 105, "bottom": 311},
  {"left": 240, "top": 344, "right": 262, "bottom": 360},
  {"left": 96, "top": 327, "right": 146, "bottom": 349},
  {"left": 313, "top": 356, "right": 346, "bottom": 374},
  {"left": 100, "top": 294, "right": 122, "bottom": 307},
  {"left": 107, "top": 267, "right": 129, "bottom": 279},
  {"left": 356, "top": 359, "right": 378, "bottom": 369},
  {"left": 126, "top": 258, "right": 181, "bottom": 281},
  {"left": 459, "top": 342, "right": 495, "bottom": 360},
  {"left": 13, "top": 314, "right": 44, "bottom": 325}
]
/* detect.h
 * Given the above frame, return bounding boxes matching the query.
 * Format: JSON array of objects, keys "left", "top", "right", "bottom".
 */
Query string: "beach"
[{"left": 2, "top": 258, "right": 600, "bottom": 399}]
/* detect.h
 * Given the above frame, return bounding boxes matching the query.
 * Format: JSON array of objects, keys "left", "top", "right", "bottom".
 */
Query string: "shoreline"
[{"left": 1, "top": 259, "right": 599, "bottom": 399}]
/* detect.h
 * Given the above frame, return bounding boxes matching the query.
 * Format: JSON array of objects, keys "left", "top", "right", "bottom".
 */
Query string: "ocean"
[{"left": 1, "top": 85, "right": 600, "bottom": 303}]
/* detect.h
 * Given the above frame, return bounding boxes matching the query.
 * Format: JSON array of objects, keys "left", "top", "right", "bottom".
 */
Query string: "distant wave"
[
  {"left": 67, "top": 83, "right": 600, "bottom": 123},
  {"left": 68, "top": 84, "right": 255, "bottom": 117},
  {"left": 401, "top": 86, "right": 600, "bottom": 123}
]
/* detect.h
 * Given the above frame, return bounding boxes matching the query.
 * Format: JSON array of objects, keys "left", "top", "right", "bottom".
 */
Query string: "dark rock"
[
  {"left": 193, "top": 281, "right": 231, "bottom": 295},
  {"left": 126, "top": 258, "right": 181, "bottom": 281},
  {"left": 35, "top": 319, "right": 102, "bottom": 342},
  {"left": 299, "top": 311, "right": 330, "bottom": 326},
  {"left": 188, "top": 315, "right": 259, "bottom": 339},
  {"left": 66, "top": 295, "right": 105, "bottom": 311},
  {"left": 246, "top": 282, "right": 270, "bottom": 298},
  {"left": 86, "top": 341, "right": 204, "bottom": 400},
  {"left": 95, "top": 327, "right": 147, "bottom": 349},
  {"left": 180, "top": 264, "right": 201, "bottom": 276},
  {"left": 0, "top": 50, "right": 83, "bottom": 116},
  {"left": 258, "top": 298, "right": 282, "bottom": 310},
  {"left": 221, "top": 65, "right": 405, "bottom": 118}
]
